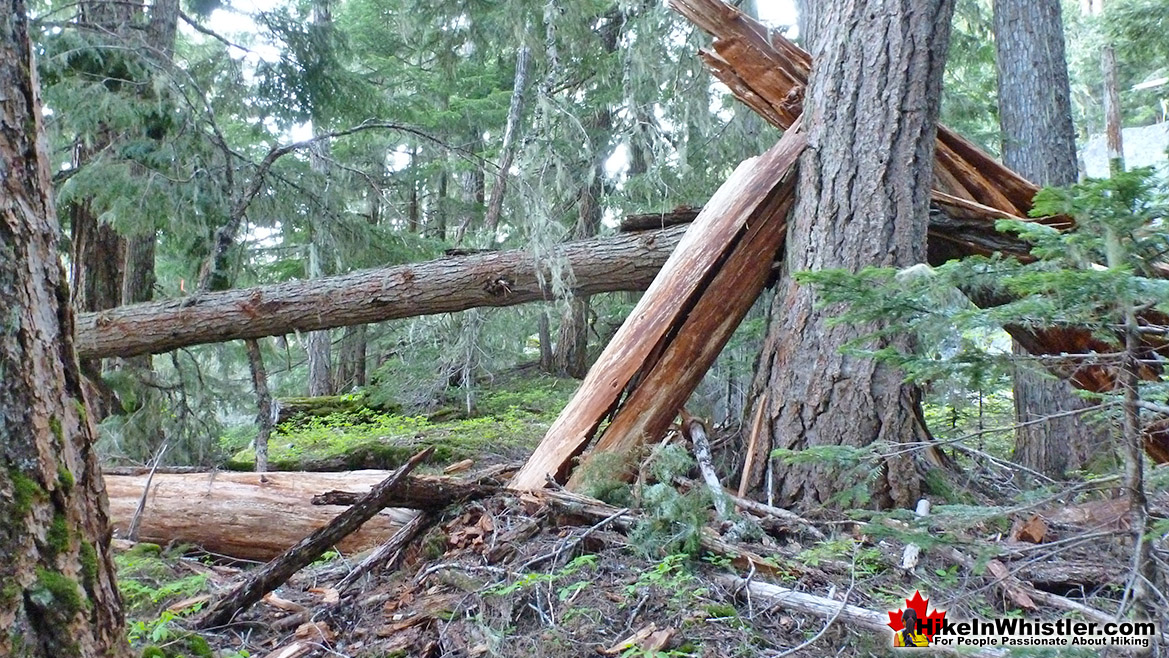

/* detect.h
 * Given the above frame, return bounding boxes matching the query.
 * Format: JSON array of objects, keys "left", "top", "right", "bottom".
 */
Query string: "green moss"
[
  {"left": 1, "top": 581, "right": 21, "bottom": 608},
  {"left": 31, "top": 567, "right": 85, "bottom": 615},
  {"left": 57, "top": 465, "right": 75, "bottom": 493},
  {"left": 10, "top": 470, "right": 45, "bottom": 516},
  {"left": 140, "top": 647, "right": 166, "bottom": 658},
  {"left": 72, "top": 398, "right": 87, "bottom": 425},
  {"left": 79, "top": 540, "right": 99, "bottom": 588},
  {"left": 49, "top": 417, "right": 63, "bottom": 442},
  {"left": 46, "top": 512, "right": 71, "bottom": 557},
  {"left": 185, "top": 634, "right": 213, "bottom": 658}
]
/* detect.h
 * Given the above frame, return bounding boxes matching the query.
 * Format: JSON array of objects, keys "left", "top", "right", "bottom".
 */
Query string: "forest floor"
[{"left": 112, "top": 374, "right": 1168, "bottom": 658}]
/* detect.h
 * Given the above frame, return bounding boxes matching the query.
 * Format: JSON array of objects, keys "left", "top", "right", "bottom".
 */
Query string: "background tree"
[
  {"left": 995, "top": 0, "right": 1106, "bottom": 477},
  {"left": 749, "top": 0, "right": 957, "bottom": 510},
  {"left": 0, "top": 0, "right": 125, "bottom": 653}
]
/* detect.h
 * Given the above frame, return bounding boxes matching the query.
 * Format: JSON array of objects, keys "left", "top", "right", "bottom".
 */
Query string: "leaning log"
[
  {"left": 512, "top": 128, "right": 806, "bottom": 490},
  {"left": 76, "top": 226, "right": 687, "bottom": 360}
]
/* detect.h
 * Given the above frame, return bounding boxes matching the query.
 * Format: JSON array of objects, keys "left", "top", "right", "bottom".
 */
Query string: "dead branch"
[{"left": 196, "top": 448, "right": 433, "bottom": 629}]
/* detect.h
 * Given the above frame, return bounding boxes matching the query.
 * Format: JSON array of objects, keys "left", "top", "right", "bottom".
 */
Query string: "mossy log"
[{"left": 273, "top": 395, "right": 400, "bottom": 425}]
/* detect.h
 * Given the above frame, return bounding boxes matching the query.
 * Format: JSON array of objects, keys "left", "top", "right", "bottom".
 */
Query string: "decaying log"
[
  {"left": 104, "top": 468, "right": 505, "bottom": 560},
  {"left": 511, "top": 128, "right": 807, "bottom": 491},
  {"left": 336, "top": 511, "right": 434, "bottom": 591},
  {"left": 77, "top": 226, "right": 687, "bottom": 360},
  {"left": 107, "top": 471, "right": 419, "bottom": 560},
  {"left": 197, "top": 448, "right": 433, "bottom": 629}
]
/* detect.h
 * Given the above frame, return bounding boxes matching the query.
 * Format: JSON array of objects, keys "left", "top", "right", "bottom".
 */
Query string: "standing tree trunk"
[
  {"left": 995, "top": 0, "right": 1104, "bottom": 478},
  {"left": 0, "top": 2, "right": 126, "bottom": 653},
  {"left": 747, "top": 0, "right": 956, "bottom": 510},
  {"left": 483, "top": 45, "right": 532, "bottom": 235},
  {"left": 305, "top": 0, "right": 335, "bottom": 397},
  {"left": 244, "top": 339, "right": 273, "bottom": 474}
]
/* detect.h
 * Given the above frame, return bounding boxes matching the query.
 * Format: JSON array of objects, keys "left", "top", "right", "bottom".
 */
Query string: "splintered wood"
[
  {"left": 668, "top": 0, "right": 1167, "bottom": 461},
  {"left": 510, "top": 128, "right": 807, "bottom": 491}
]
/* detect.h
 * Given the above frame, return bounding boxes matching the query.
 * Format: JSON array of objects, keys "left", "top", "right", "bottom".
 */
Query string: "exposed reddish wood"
[
  {"left": 510, "top": 128, "right": 807, "bottom": 491},
  {"left": 671, "top": 0, "right": 1038, "bottom": 215},
  {"left": 76, "top": 225, "right": 687, "bottom": 360},
  {"left": 671, "top": 0, "right": 1169, "bottom": 462}
]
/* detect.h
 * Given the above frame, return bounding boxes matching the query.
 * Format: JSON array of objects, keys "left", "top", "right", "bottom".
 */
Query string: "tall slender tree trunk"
[
  {"left": 747, "top": 0, "right": 956, "bottom": 510},
  {"left": 0, "top": 3, "right": 126, "bottom": 653},
  {"left": 995, "top": 0, "right": 1104, "bottom": 478},
  {"left": 305, "top": 0, "right": 335, "bottom": 397}
]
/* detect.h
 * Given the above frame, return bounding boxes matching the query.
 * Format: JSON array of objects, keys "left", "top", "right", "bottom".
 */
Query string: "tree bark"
[
  {"left": 995, "top": 0, "right": 1105, "bottom": 478},
  {"left": 483, "top": 45, "right": 532, "bottom": 234},
  {"left": 77, "top": 226, "right": 687, "bottom": 360},
  {"left": 749, "top": 0, "right": 955, "bottom": 510},
  {"left": 244, "top": 339, "right": 273, "bottom": 474},
  {"left": 104, "top": 471, "right": 424, "bottom": 561},
  {"left": 0, "top": 2, "right": 126, "bottom": 653}
]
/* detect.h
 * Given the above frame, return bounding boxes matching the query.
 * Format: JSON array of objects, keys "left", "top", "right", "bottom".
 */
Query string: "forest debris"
[
  {"left": 196, "top": 448, "right": 433, "bottom": 629},
  {"left": 900, "top": 499, "right": 931, "bottom": 570},
  {"left": 444, "top": 459, "right": 474, "bottom": 474},
  {"left": 262, "top": 593, "right": 307, "bottom": 613},
  {"left": 261, "top": 642, "right": 311, "bottom": 658},
  {"left": 1013, "top": 515, "right": 1048, "bottom": 543},
  {"left": 307, "top": 587, "right": 340, "bottom": 604},
  {"left": 719, "top": 574, "right": 1007, "bottom": 658},
  {"left": 337, "top": 511, "right": 433, "bottom": 591},
  {"left": 514, "top": 127, "right": 806, "bottom": 491},
  {"left": 294, "top": 621, "right": 336, "bottom": 643},
  {"left": 1045, "top": 497, "right": 1129, "bottom": 527},
  {"left": 985, "top": 560, "right": 1038, "bottom": 610},
  {"left": 166, "top": 594, "right": 212, "bottom": 614},
  {"left": 947, "top": 548, "right": 1113, "bottom": 623},
  {"left": 601, "top": 623, "right": 676, "bottom": 655},
  {"left": 682, "top": 412, "right": 733, "bottom": 520}
]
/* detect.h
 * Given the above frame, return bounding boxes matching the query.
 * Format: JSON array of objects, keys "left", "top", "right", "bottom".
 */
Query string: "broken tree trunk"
[
  {"left": 196, "top": 448, "right": 432, "bottom": 629},
  {"left": 104, "top": 469, "right": 501, "bottom": 560},
  {"left": 511, "top": 127, "right": 806, "bottom": 491},
  {"left": 669, "top": 0, "right": 1169, "bottom": 462},
  {"left": 76, "top": 225, "right": 687, "bottom": 360}
]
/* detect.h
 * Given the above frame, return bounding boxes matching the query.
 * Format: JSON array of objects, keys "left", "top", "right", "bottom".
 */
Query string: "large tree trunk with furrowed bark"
[
  {"left": 748, "top": 0, "right": 956, "bottom": 510},
  {"left": 995, "top": 0, "right": 1105, "bottom": 478},
  {"left": 0, "top": 3, "right": 126, "bottom": 653}
]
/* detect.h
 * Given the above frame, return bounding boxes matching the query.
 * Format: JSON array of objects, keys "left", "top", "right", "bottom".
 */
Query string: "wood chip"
[
  {"left": 986, "top": 560, "right": 1037, "bottom": 610},
  {"left": 295, "top": 621, "right": 336, "bottom": 643},
  {"left": 1013, "top": 515, "right": 1047, "bottom": 543},
  {"left": 262, "top": 593, "right": 307, "bottom": 613},
  {"left": 601, "top": 623, "right": 676, "bottom": 655},
  {"left": 308, "top": 586, "right": 340, "bottom": 604},
  {"left": 444, "top": 459, "right": 474, "bottom": 474},
  {"left": 262, "top": 642, "right": 311, "bottom": 658}
]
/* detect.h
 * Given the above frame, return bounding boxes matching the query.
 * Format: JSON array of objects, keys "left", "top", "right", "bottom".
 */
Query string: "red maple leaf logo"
[{"left": 887, "top": 591, "right": 947, "bottom": 642}]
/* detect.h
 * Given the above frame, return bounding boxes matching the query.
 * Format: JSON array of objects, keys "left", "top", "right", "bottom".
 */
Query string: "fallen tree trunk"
[
  {"left": 105, "top": 470, "right": 460, "bottom": 560},
  {"left": 196, "top": 448, "right": 432, "bottom": 629},
  {"left": 76, "top": 226, "right": 687, "bottom": 360},
  {"left": 77, "top": 197, "right": 1042, "bottom": 364}
]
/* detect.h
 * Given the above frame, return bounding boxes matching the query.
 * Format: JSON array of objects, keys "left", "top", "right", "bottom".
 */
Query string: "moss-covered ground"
[{"left": 223, "top": 373, "right": 579, "bottom": 472}]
